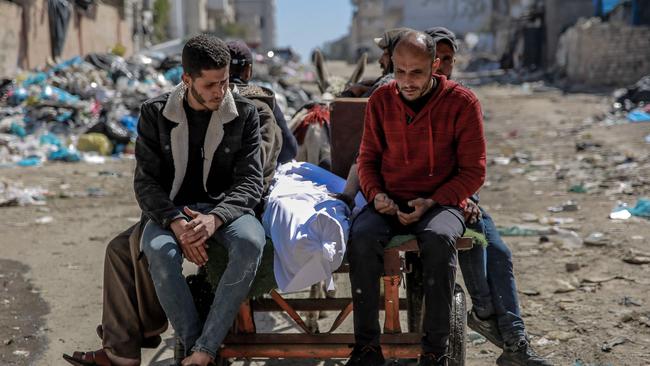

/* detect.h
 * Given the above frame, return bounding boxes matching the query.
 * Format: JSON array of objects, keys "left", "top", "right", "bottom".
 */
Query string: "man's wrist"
[{"left": 209, "top": 213, "right": 223, "bottom": 226}]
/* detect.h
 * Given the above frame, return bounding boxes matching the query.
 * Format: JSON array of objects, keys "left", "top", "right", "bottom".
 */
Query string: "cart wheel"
[
  {"left": 448, "top": 284, "right": 467, "bottom": 366},
  {"left": 173, "top": 335, "right": 185, "bottom": 366}
]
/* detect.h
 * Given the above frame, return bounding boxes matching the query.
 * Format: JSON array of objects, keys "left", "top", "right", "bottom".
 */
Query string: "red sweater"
[{"left": 357, "top": 76, "right": 486, "bottom": 208}]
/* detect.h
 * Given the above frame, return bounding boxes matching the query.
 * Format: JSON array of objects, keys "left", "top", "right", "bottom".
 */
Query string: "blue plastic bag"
[
  {"left": 9, "top": 122, "right": 26, "bottom": 137},
  {"left": 40, "top": 133, "right": 62, "bottom": 147},
  {"left": 164, "top": 66, "right": 183, "bottom": 85},
  {"left": 629, "top": 198, "right": 650, "bottom": 218},
  {"left": 17, "top": 156, "right": 42, "bottom": 167},
  {"left": 22, "top": 72, "right": 48, "bottom": 87},
  {"left": 119, "top": 115, "right": 138, "bottom": 134},
  {"left": 48, "top": 148, "right": 81, "bottom": 162},
  {"left": 627, "top": 108, "right": 650, "bottom": 122}
]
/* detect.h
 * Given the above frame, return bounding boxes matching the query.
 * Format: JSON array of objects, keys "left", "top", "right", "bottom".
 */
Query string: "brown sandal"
[{"left": 62, "top": 349, "right": 113, "bottom": 366}]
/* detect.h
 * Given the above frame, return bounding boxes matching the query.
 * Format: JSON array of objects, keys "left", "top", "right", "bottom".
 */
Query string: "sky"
[{"left": 276, "top": 0, "right": 353, "bottom": 62}]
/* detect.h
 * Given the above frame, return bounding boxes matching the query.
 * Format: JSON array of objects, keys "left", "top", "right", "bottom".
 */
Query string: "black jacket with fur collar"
[{"left": 134, "top": 83, "right": 263, "bottom": 228}]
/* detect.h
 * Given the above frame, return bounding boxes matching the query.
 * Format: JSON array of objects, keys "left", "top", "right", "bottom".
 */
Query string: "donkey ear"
[
  {"left": 313, "top": 48, "right": 330, "bottom": 94},
  {"left": 347, "top": 52, "right": 367, "bottom": 86}
]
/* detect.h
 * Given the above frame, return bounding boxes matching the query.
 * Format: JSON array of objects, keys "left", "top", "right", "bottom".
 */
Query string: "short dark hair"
[
  {"left": 182, "top": 34, "right": 231, "bottom": 78},
  {"left": 394, "top": 30, "right": 436, "bottom": 60}
]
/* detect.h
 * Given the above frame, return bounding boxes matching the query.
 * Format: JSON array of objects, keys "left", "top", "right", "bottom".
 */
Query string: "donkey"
[{"left": 288, "top": 48, "right": 366, "bottom": 171}]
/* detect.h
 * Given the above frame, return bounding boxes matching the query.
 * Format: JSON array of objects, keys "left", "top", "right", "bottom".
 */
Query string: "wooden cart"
[{"left": 174, "top": 98, "right": 472, "bottom": 365}]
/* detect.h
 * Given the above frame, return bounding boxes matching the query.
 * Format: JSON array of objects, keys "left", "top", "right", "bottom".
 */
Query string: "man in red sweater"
[{"left": 346, "top": 31, "right": 486, "bottom": 366}]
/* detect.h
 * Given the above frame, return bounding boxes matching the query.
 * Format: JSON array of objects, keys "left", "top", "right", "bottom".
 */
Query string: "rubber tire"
[{"left": 448, "top": 284, "right": 467, "bottom": 366}]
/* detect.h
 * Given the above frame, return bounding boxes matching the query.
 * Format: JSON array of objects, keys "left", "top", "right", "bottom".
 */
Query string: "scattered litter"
[
  {"left": 627, "top": 108, "right": 650, "bottom": 122},
  {"left": 581, "top": 275, "right": 626, "bottom": 284},
  {"left": 538, "top": 216, "right": 575, "bottom": 225},
  {"left": 601, "top": 336, "right": 627, "bottom": 352},
  {"left": 468, "top": 331, "right": 487, "bottom": 345},
  {"left": 565, "top": 262, "right": 581, "bottom": 272},
  {"left": 618, "top": 296, "right": 642, "bottom": 307},
  {"left": 35, "top": 216, "right": 54, "bottom": 224},
  {"left": 82, "top": 155, "right": 107, "bottom": 164},
  {"left": 609, "top": 203, "right": 632, "bottom": 220},
  {"left": 545, "top": 330, "right": 575, "bottom": 341},
  {"left": 554, "top": 279, "right": 577, "bottom": 293},
  {"left": 533, "top": 337, "right": 555, "bottom": 347},
  {"left": 623, "top": 255, "right": 650, "bottom": 265},
  {"left": 0, "top": 181, "right": 48, "bottom": 207},
  {"left": 548, "top": 200, "right": 579, "bottom": 213},
  {"left": 521, "top": 289, "right": 540, "bottom": 296},
  {"left": 12, "top": 350, "right": 29, "bottom": 357},
  {"left": 551, "top": 228, "right": 583, "bottom": 250},
  {"left": 520, "top": 213, "right": 539, "bottom": 222},
  {"left": 492, "top": 156, "right": 511, "bottom": 165},
  {"left": 498, "top": 225, "right": 554, "bottom": 237},
  {"left": 583, "top": 232, "right": 608, "bottom": 247},
  {"left": 629, "top": 198, "right": 650, "bottom": 219},
  {"left": 86, "top": 187, "right": 108, "bottom": 197}
]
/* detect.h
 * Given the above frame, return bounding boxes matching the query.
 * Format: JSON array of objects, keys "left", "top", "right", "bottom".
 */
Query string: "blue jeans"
[
  {"left": 142, "top": 212, "right": 265, "bottom": 358},
  {"left": 458, "top": 224, "right": 494, "bottom": 319},
  {"left": 459, "top": 209, "right": 526, "bottom": 345}
]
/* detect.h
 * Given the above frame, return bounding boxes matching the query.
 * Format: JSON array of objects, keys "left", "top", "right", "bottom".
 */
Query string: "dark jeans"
[
  {"left": 347, "top": 205, "right": 465, "bottom": 355},
  {"left": 458, "top": 209, "right": 526, "bottom": 345}
]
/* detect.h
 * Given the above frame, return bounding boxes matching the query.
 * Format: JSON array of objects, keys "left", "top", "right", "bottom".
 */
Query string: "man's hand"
[
  {"left": 397, "top": 198, "right": 435, "bottom": 226},
  {"left": 463, "top": 199, "right": 481, "bottom": 224},
  {"left": 170, "top": 217, "right": 208, "bottom": 266},
  {"left": 178, "top": 207, "right": 223, "bottom": 266},
  {"left": 374, "top": 193, "right": 398, "bottom": 215}
]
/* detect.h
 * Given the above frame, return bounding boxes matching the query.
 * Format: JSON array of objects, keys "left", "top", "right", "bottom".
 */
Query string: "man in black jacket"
[{"left": 135, "top": 34, "right": 265, "bottom": 366}]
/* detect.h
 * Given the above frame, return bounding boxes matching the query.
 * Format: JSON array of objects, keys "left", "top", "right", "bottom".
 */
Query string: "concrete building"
[
  {"left": 402, "top": 0, "right": 492, "bottom": 35},
  {"left": 207, "top": 0, "right": 236, "bottom": 30},
  {"left": 349, "top": 0, "right": 385, "bottom": 60},
  {"left": 345, "top": 0, "right": 495, "bottom": 61},
  {"left": 168, "top": 0, "right": 209, "bottom": 39},
  {"left": 233, "top": 0, "right": 276, "bottom": 50}
]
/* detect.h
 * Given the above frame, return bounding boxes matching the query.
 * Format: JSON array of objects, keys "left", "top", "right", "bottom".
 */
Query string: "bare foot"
[{"left": 181, "top": 351, "right": 213, "bottom": 366}]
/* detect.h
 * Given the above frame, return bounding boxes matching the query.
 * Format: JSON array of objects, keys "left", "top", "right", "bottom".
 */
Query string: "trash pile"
[
  {"left": 603, "top": 75, "right": 650, "bottom": 124},
  {"left": 0, "top": 53, "right": 180, "bottom": 167},
  {"left": 0, "top": 49, "right": 319, "bottom": 168}
]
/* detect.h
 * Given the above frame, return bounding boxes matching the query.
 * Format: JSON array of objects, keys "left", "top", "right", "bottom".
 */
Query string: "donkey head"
[{"left": 312, "top": 48, "right": 367, "bottom": 98}]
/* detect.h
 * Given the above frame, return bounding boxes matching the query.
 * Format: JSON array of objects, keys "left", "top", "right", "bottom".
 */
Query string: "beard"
[{"left": 190, "top": 83, "right": 221, "bottom": 111}]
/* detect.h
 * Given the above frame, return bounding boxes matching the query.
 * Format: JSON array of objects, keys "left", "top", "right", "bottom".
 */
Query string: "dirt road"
[{"left": 1, "top": 82, "right": 649, "bottom": 365}]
